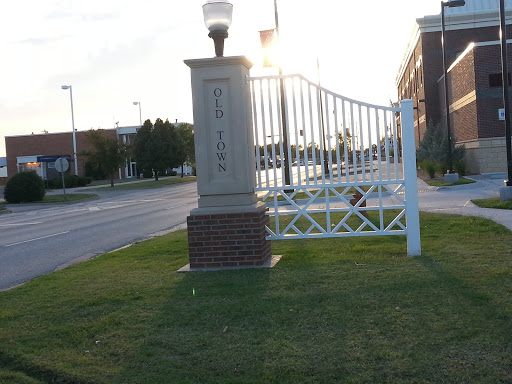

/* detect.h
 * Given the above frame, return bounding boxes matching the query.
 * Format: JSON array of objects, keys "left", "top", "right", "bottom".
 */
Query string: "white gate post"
[{"left": 401, "top": 99, "right": 422, "bottom": 256}]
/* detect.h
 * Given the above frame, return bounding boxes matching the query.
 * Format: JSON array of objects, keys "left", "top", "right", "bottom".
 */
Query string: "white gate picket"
[{"left": 249, "top": 74, "right": 421, "bottom": 256}]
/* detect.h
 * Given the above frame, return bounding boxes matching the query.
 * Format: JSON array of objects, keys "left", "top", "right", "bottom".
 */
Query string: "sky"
[{"left": 0, "top": 0, "right": 444, "bottom": 157}]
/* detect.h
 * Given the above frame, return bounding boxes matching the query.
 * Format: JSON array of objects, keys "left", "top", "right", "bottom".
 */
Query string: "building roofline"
[
  {"left": 395, "top": 7, "right": 512, "bottom": 88},
  {"left": 4, "top": 126, "right": 141, "bottom": 139},
  {"left": 395, "top": 24, "right": 420, "bottom": 87},
  {"left": 436, "top": 39, "right": 512, "bottom": 83}
]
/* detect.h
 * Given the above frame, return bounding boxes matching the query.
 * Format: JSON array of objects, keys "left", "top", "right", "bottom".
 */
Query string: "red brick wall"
[
  {"left": 5, "top": 130, "right": 117, "bottom": 178},
  {"left": 187, "top": 209, "right": 271, "bottom": 269},
  {"left": 441, "top": 42, "right": 512, "bottom": 142},
  {"left": 446, "top": 48, "right": 478, "bottom": 142},
  {"left": 474, "top": 44, "right": 511, "bottom": 139},
  {"left": 397, "top": 24, "right": 512, "bottom": 145},
  {"left": 448, "top": 48, "right": 475, "bottom": 101}
]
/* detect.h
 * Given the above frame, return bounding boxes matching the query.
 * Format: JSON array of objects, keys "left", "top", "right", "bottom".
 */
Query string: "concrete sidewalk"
[{"left": 417, "top": 173, "right": 512, "bottom": 232}]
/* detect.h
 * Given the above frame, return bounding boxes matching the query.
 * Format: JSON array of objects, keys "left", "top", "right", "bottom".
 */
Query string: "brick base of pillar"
[{"left": 186, "top": 203, "right": 271, "bottom": 270}]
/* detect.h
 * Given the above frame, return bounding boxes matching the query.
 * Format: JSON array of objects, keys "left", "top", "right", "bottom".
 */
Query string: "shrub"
[
  {"left": 417, "top": 121, "right": 466, "bottom": 175},
  {"left": 168, "top": 170, "right": 177, "bottom": 176},
  {"left": 47, "top": 177, "right": 62, "bottom": 189},
  {"left": 142, "top": 169, "right": 153, "bottom": 179},
  {"left": 77, "top": 176, "right": 91, "bottom": 187},
  {"left": 421, "top": 161, "right": 437, "bottom": 179},
  {"left": 4, "top": 171, "right": 45, "bottom": 203},
  {"left": 47, "top": 175, "right": 92, "bottom": 189},
  {"left": 454, "top": 159, "right": 467, "bottom": 176}
]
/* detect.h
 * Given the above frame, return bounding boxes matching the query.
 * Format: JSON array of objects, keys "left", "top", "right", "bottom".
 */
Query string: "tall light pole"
[
  {"left": 499, "top": 0, "right": 512, "bottom": 188},
  {"left": 133, "top": 101, "right": 142, "bottom": 127},
  {"left": 317, "top": 57, "right": 329, "bottom": 175},
  {"left": 441, "top": 0, "right": 465, "bottom": 178},
  {"left": 274, "top": 0, "right": 291, "bottom": 187},
  {"left": 61, "top": 85, "right": 78, "bottom": 175}
]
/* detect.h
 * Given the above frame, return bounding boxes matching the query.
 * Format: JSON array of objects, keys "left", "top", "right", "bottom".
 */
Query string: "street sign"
[
  {"left": 55, "top": 157, "right": 69, "bottom": 201},
  {"left": 55, "top": 157, "right": 69, "bottom": 173},
  {"left": 499, "top": 108, "right": 505, "bottom": 121}
]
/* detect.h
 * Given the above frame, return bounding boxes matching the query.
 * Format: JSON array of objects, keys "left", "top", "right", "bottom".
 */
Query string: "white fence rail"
[{"left": 249, "top": 74, "right": 421, "bottom": 256}]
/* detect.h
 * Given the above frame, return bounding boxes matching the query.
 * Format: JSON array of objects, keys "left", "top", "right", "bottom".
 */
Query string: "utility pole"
[{"left": 499, "top": 0, "right": 512, "bottom": 187}]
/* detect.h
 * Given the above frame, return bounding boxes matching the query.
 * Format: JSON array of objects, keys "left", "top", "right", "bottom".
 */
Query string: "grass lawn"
[
  {"left": 96, "top": 176, "right": 196, "bottom": 190},
  {"left": 423, "top": 176, "right": 476, "bottom": 187},
  {"left": 41, "top": 193, "right": 97, "bottom": 203},
  {"left": 0, "top": 212, "right": 511, "bottom": 383},
  {"left": 472, "top": 197, "right": 512, "bottom": 210}
]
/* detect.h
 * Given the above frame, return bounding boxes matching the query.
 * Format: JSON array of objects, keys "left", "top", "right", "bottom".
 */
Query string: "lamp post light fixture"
[
  {"left": 133, "top": 101, "right": 142, "bottom": 127},
  {"left": 203, "top": 0, "right": 233, "bottom": 57},
  {"left": 61, "top": 85, "right": 78, "bottom": 176},
  {"left": 441, "top": 0, "right": 465, "bottom": 178}
]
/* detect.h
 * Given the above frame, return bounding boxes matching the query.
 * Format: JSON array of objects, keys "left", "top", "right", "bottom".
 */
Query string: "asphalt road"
[{"left": 0, "top": 182, "right": 198, "bottom": 290}]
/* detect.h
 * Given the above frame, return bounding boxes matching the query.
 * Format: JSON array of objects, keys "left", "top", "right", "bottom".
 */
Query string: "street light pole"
[
  {"left": 133, "top": 101, "right": 142, "bottom": 127},
  {"left": 274, "top": 0, "right": 291, "bottom": 188},
  {"left": 441, "top": 0, "right": 465, "bottom": 178},
  {"left": 61, "top": 85, "right": 78, "bottom": 175},
  {"left": 317, "top": 58, "right": 329, "bottom": 175},
  {"left": 499, "top": 0, "right": 512, "bottom": 187}
]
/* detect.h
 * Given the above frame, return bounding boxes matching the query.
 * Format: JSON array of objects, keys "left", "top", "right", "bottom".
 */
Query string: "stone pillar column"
[{"left": 184, "top": 56, "right": 271, "bottom": 270}]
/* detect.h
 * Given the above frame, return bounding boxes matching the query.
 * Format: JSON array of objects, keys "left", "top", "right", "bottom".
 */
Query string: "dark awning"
[{"left": 36, "top": 155, "right": 74, "bottom": 162}]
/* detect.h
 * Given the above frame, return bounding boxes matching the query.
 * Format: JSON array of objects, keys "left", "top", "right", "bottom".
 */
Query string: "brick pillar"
[
  {"left": 183, "top": 56, "right": 272, "bottom": 270},
  {"left": 187, "top": 204, "right": 271, "bottom": 270}
]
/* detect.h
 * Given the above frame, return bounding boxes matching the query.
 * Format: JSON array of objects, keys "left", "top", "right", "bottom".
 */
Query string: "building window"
[
  {"left": 489, "top": 73, "right": 511, "bottom": 87},
  {"left": 48, "top": 162, "right": 55, "bottom": 169}
]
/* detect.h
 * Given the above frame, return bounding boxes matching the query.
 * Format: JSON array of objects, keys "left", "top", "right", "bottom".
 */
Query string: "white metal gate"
[{"left": 249, "top": 74, "right": 421, "bottom": 256}]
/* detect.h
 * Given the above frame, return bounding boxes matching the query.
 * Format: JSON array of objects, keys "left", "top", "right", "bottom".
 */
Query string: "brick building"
[
  {"left": 5, "top": 126, "right": 138, "bottom": 180},
  {"left": 395, "top": 0, "right": 512, "bottom": 173}
]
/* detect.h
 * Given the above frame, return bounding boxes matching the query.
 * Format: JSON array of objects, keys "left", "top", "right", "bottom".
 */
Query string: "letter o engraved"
[
  {"left": 217, "top": 141, "right": 226, "bottom": 151},
  {"left": 213, "top": 88, "right": 222, "bottom": 97}
]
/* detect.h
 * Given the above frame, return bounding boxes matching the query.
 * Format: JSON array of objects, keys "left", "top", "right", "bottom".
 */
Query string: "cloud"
[
  {"left": 45, "top": 9, "right": 119, "bottom": 23},
  {"left": 18, "top": 35, "right": 70, "bottom": 46}
]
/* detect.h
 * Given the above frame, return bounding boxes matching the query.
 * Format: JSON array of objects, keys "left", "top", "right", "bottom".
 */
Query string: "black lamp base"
[{"left": 208, "top": 30, "right": 228, "bottom": 57}]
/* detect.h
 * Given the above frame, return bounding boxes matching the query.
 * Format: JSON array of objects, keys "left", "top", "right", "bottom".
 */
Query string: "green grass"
[
  {"left": 42, "top": 194, "right": 97, "bottom": 203},
  {"left": 93, "top": 176, "right": 196, "bottom": 190},
  {"left": 472, "top": 197, "right": 512, "bottom": 210},
  {"left": 424, "top": 176, "right": 476, "bottom": 187},
  {"left": 0, "top": 213, "right": 511, "bottom": 383},
  {"left": 0, "top": 204, "right": 6, "bottom": 211},
  {"left": 89, "top": 179, "right": 141, "bottom": 186}
]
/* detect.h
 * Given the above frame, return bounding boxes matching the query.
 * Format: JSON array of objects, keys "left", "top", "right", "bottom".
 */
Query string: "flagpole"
[{"left": 274, "top": 0, "right": 291, "bottom": 188}]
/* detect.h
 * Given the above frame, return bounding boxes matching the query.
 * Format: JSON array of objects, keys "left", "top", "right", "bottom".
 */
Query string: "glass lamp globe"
[{"left": 202, "top": 0, "right": 233, "bottom": 56}]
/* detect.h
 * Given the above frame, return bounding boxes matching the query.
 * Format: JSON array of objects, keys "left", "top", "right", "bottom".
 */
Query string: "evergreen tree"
[{"left": 417, "top": 121, "right": 466, "bottom": 175}]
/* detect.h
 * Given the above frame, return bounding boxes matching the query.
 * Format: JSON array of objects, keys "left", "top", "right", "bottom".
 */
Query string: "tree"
[
  {"left": 81, "top": 129, "right": 127, "bottom": 187},
  {"left": 174, "top": 123, "right": 195, "bottom": 177},
  {"left": 134, "top": 119, "right": 180, "bottom": 181}
]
